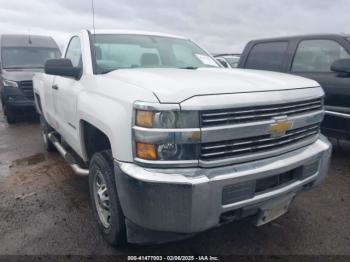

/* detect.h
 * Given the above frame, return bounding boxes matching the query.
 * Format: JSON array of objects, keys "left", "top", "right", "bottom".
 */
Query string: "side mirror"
[
  {"left": 331, "top": 59, "right": 350, "bottom": 76},
  {"left": 44, "top": 59, "right": 82, "bottom": 79}
]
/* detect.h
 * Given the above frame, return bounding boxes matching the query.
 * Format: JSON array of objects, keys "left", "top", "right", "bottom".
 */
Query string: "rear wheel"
[
  {"left": 89, "top": 150, "right": 126, "bottom": 246},
  {"left": 40, "top": 116, "right": 56, "bottom": 152}
]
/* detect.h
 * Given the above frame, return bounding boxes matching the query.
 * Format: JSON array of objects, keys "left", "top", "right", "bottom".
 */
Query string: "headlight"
[
  {"left": 135, "top": 142, "right": 199, "bottom": 162},
  {"left": 154, "top": 111, "right": 176, "bottom": 128},
  {"left": 135, "top": 110, "right": 199, "bottom": 128},
  {"left": 158, "top": 143, "right": 180, "bottom": 159},
  {"left": 2, "top": 79, "right": 18, "bottom": 88},
  {"left": 133, "top": 103, "right": 200, "bottom": 166},
  {"left": 157, "top": 144, "right": 198, "bottom": 161}
]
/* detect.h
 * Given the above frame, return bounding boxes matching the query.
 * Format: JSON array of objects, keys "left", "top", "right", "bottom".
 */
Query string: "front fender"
[
  {"left": 77, "top": 92, "right": 130, "bottom": 161},
  {"left": 76, "top": 76, "right": 158, "bottom": 162}
]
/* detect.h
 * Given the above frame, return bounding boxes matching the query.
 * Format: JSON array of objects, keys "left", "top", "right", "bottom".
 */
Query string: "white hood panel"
[{"left": 105, "top": 68, "right": 320, "bottom": 103}]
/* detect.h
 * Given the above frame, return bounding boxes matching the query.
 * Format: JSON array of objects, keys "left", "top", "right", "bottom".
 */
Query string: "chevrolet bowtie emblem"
[{"left": 269, "top": 119, "right": 293, "bottom": 137}]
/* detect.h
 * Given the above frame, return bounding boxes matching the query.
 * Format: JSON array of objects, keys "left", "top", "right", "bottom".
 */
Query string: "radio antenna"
[
  {"left": 28, "top": 28, "right": 32, "bottom": 44},
  {"left": 91, "top": 0, "right": 96, "bottom": 35},
  {"left": 91, "top": 0, "right": 96, "bottom": 71}
]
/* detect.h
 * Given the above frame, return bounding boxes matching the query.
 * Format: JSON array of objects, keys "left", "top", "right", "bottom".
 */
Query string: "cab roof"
[
  {"left": 249, "top": 33, "right": 350, "bottom": 43},
  {"left": 85, "top": 29, "right": 188, "bottom": 40},
  {"left": 1, "top": 34, "right": 59, "bottom": 48}
]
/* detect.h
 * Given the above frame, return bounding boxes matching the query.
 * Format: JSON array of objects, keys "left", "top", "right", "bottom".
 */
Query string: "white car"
[{"left": 33, "top": 29, "right": 331, "bottom": 246}]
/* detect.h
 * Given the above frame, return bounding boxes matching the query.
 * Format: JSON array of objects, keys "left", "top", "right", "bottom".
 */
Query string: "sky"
[{"left": 0, "top": 0, "right": 349, "bottom": 53}]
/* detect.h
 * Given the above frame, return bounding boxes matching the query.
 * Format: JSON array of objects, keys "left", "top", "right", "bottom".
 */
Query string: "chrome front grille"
[
  {"left": 200, "top": 124, "right": 320, "bottom": 161},
  {"left": 19, "top": 80, "right": 34, "bottom": 99},
  {"left": 200, "top": 98, "right": 323, "bottom": 127}
]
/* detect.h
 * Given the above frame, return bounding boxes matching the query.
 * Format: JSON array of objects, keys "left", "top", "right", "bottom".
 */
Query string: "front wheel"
[{"left": 89, "top": 150, "right": 126, "bottom": 246}]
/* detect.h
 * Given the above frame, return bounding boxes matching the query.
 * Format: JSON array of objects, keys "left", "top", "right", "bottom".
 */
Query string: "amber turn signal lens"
[
  {"left": 136, "top": 110, "right": 153, "bottom": 128},
  {"left": 136, "top": 143, "right": 157, "bottom": 160}
]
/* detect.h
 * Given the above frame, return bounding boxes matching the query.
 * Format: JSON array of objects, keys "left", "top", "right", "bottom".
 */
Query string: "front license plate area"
[{"left": 255, "top": 196, "right": 293, "bottom": 226}]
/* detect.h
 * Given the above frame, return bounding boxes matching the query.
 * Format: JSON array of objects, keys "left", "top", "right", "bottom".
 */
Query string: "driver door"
[{"left": 52, "top": 36, "right": 83, "bottom": 152}]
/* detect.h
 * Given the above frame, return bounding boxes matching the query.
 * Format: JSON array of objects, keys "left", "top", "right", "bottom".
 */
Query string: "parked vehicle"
[
  {"left": 33, "top": 29, "right": 331, "bottom": 246},
  {"left": 238, "top": 34, "right": 350, "bottom": 139},
  {"left": 214, "top": 53, "right": 240, "bottom": 68},
  {"left": 0, "top": 34, "right": 61, "bottom": 123}
]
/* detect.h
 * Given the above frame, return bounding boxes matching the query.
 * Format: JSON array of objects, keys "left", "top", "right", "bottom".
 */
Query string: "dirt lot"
[{"left": 0, "top": 110, "right": 349, "bottom": 256}]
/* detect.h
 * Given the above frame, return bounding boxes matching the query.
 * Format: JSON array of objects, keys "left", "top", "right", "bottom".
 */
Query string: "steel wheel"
[
  {"left": 93, "top": 169, "right": 111, "bottom": 228},
  {"left": 89, "top": 150, "right": 126, "bottom": 246}
]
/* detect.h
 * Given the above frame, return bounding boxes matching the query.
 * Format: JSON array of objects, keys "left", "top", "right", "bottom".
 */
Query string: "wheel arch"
[
  {"left": 79, "top": 119, "right": 113, "bottom": 162},
  {"left": 34, "top": 92, "right": 43, "bottom": 115}
]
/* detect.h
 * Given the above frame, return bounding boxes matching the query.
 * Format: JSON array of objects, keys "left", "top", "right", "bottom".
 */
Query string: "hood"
[
  {"left": 105, "top": 68, "right": 320, "bottom": 103},
  {"left": 1, "top": 68, "right": 44, "bottom": 82}
]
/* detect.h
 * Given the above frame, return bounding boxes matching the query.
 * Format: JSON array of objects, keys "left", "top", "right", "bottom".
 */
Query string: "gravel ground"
[{"left": 0, "top": 109, "right": 349, "bottom": 256}]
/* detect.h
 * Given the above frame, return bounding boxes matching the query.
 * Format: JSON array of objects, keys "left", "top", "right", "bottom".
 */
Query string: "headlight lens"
[
  {"left": 2, "top": 79, "right": 18, "bottom": 88},
  {"left": 135, "top": 110, "right": 199, "bottom": 128},
  {"left": 154, "top": 111, "right": 176, "bottom": 128},
  {"left": 136, "top": 143, "right": 199, "bottom": 161},
  {"left": 157, "top": 143, "right": 181, "bottom": 160},
  {"left": 134, "top": 105, "right": 200, "bottom": 165}
]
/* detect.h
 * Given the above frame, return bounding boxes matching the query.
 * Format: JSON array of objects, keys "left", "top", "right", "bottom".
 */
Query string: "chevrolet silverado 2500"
[{"left": 33, "top": 29, "right": 332, "bottom": 246}]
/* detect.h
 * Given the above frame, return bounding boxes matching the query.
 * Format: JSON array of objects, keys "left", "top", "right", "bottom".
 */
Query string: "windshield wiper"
[
  {"left": 4, "top": 66, "right": 43, "bottom": 69},
  {"left": 178, "top": 66, "right": 198, "bottom": 70},
  {"left": 3, "top": 67, "right": 25, "bottom": 69},
  {"left": 100, "top": 69, "right": 114, "bottom": 74}
]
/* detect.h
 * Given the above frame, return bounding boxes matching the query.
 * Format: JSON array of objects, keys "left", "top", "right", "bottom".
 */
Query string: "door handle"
[{"left": 52, "top": 85, "right": 59, "bottom": 90}]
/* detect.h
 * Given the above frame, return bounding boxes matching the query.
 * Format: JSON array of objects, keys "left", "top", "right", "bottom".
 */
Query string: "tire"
[
  {"left": 40, "top": 116, "right": 56, "bottom": 152},
  {"left": 89, "top": 150, "right": 126, "bottom": 246},
  {"left": 3, "top": 103, "right": 16, "bottom": 124}
]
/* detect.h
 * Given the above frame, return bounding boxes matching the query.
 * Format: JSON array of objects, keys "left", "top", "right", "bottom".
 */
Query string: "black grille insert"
[
  {"left": 222, "top": 169, "right": 299, "bottom": 205},
  {"left": 221, "top": 162, "right": 319, "bottom": 205},
  {"left": 201, "top": 124, "right": 320, "bottom": 161},
  {"left": 201, "top": 98, "right": 323, "bottom": 127},
  {"left": 255, "top": 170, "right": 295, "bottom": 193}
]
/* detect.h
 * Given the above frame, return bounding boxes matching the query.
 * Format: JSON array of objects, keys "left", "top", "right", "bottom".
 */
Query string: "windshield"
[
  {"left": 1, "top": 47, "right": 61, "bottom": 69},
  {"left": 93, "top": 34, "right": 220, "bottom": 73}
]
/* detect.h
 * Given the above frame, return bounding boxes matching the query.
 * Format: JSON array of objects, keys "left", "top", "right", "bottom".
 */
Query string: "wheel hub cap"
[{"left": 94, "top": 170, "right": 111, "bottom": 228}]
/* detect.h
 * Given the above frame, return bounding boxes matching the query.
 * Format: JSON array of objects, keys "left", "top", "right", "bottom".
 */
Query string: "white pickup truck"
[{"left": 33, "top": 29, "right": 332, "bottom": 246}]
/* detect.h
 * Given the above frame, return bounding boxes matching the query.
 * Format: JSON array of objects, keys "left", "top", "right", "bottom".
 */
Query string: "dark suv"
[
  {"left": 0, "top": 34, "right": 61, "bottom": 123},
  {"left": 238, "top": 34, "right": 350, "bottom": 139}
]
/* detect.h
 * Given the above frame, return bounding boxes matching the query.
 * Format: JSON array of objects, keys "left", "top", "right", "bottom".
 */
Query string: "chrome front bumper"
[{"left": 114, "top": 135, "right": 331, "bottom": 234}]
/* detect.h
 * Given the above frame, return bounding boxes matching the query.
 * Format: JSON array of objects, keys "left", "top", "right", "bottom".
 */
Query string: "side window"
[
  {"left": 65, "top": 36, "right": 82, "bottom": 67},
  {"left": 245, "top": 41, "right": 288, "bottom": 71},
  {"left": 292, "top": 39, "right": 350, "bottom": 72}
]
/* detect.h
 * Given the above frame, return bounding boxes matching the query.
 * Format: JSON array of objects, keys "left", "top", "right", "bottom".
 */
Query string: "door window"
[
  {"left": 245, "top": 41, "right": 288, "bottom": 71},
  {"left": 65, "top": 36, "right": 82, "bottom": 67},
  {"left": 291, "top": 39, "right": 350, "bottom": 72}
]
